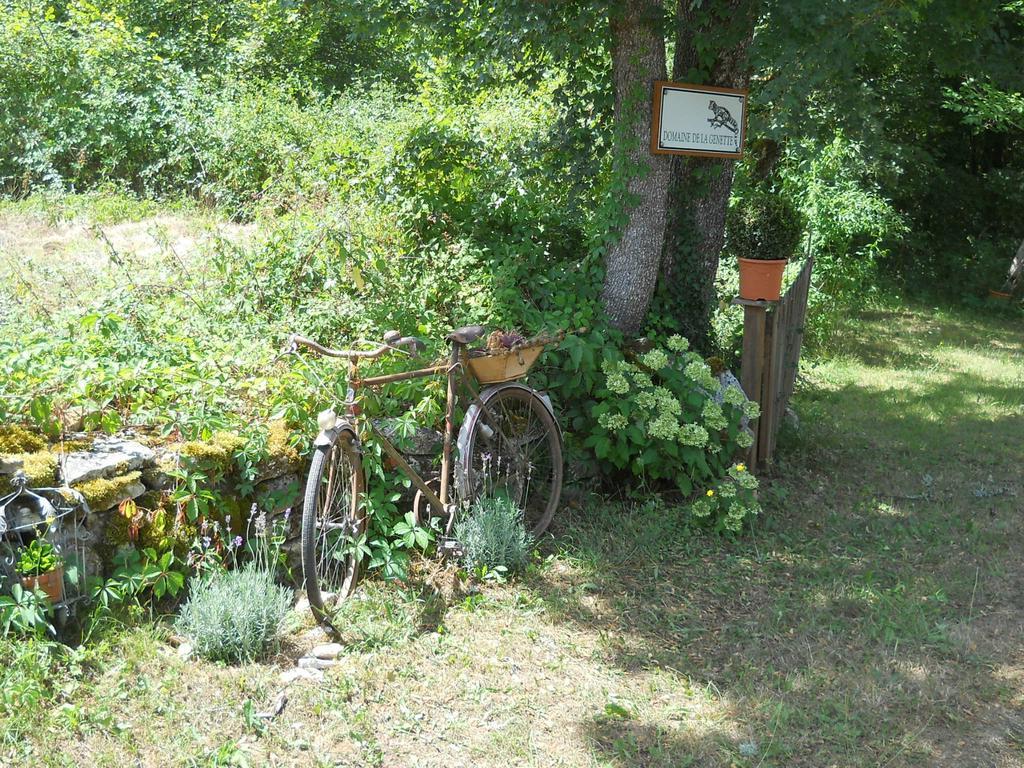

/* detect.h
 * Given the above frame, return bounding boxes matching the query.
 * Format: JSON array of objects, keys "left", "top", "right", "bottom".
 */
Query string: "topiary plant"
[{"left": 726, "top": 189, "right": 805, "bottom": 261}]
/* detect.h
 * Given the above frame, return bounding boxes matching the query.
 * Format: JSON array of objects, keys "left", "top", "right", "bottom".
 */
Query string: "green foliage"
[
  {"left": 90, "top": 546, "right": 187, "bottom": 615},
  {"left": 455, "top": 495, "right": 533, "bottom": 574},
  {"left": 174, "top": 564, "right": 291, "bottom": 664},
  {"left": 354, "top": 433, "right": 434, "bottom": 582},
  {"left": 0, "top": 584, "right": 56, "bottom": 638},
  {"left": 578, "top": 335, "right": 758, "bottom": 496},
  {"left": 754, "top": 0, "right": 1024, "bottom": 305},
  {"left": 781, "top": 137, "right": 906, "bottom": 310},
  {"left": 0, "top": 638, "right": 59, "bottom": 726},
  {"left": 688, "top": 462, "right": 760, "bottom": 534},
  {"left": 725, "top": 189, "right": 805, "bottom": 262},
  {"left": 15, "top": 539, "right": 62, "bottom": 578}
]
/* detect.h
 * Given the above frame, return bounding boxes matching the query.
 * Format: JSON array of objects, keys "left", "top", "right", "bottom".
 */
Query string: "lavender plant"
[
  {"left": 174, "top": 505, "right": 292, "bottom": 663},
  {"left": 455, "top": 496, "right": 533, "bottom": 575}
]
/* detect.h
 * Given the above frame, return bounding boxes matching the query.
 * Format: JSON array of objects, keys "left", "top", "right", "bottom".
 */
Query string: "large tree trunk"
[
  {"left": 1006, "top": 238, "right": 1024, "bottom": 295},
  {"left": 659, "top": 0, "right": 760, "bottom": 351},
  {"left": 600, "top": 0, "right": 671, "bottom": 335}
]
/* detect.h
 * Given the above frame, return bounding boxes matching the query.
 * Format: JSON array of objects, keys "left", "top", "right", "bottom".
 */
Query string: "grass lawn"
[{"left": 2, "top": 287, "right": 1022, "bottom": 764}]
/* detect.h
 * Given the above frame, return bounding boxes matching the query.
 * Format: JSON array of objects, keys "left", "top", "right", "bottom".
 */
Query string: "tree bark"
[
  {"left": 1007, "top": 238, "right": 1024, "bottom": 296},
  {"left": 600, "top": 0, "right": 671, "bottom": 335},
  {"left": 660, "top": 0, "right": 760, "bottom": 351}
]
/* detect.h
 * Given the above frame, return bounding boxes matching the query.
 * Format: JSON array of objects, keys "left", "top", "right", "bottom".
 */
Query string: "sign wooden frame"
[{"left": 650, "top": 81, "right": 748, "bottom": 159}]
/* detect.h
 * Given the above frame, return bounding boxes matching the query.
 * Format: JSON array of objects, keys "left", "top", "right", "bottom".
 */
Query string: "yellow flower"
[
  {"left": 736, "top": 463, "right": 746, "bottom": 473},
  {"left": 706, "top": 489, "right": 715, "bottom": 497}
]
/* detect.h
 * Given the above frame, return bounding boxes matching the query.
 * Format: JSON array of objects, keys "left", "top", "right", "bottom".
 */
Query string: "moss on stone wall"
[
  {"left": 180, "top": 431, "right": 246, "bottom": 473},
  {"left": 105, "top": 498, "right": 191, "bottom": 553},
  {"left": 0, "top": 425, "right": 47, "bottom": 454},
  {"left": 260, "top": 420, "right": 301, "bottom": 479},
  {"left": 73, "top": 471, "right": 142, "bottom": 510},
  {"left": 0, "top": 450, "right": 58, "bottom": 495}
]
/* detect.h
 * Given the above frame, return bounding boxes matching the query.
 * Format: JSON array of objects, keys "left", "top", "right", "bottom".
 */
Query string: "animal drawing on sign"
[{"left": 707, "top": 100, "right": 739, "bottom": 134}]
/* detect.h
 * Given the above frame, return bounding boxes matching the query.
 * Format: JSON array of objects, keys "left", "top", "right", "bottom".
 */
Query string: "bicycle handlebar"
[{"left": 287, "top": 332, "right": 424, "bottom": 360}]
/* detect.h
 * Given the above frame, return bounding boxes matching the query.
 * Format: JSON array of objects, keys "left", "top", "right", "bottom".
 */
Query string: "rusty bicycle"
[{"left": 285, "top": 325, "right": 564, "bottom": 626}]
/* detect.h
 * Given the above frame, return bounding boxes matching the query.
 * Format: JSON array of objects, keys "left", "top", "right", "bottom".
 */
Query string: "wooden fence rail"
[{"left": 736, "top": 257, "right": 814, "bottom": 468}]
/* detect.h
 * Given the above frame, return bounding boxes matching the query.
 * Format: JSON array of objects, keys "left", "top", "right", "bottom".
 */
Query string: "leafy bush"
[
  {"left": 174, "top": 565, "right": 291, "bottom": 663},
  {"left": 725, "top": 189, "right": 804, "bottom": 262},
  {"left": 780, "top": 136, "right": 907, "bottom": 341},
  {"left": 689, "top": 462, "right": 760, "bottom": 533},
  {"left": 0, "top": 585, "right": 55, "bottom": 639},
  {"left": 567, "top": 334, "right": 758, "bottom": 498},
  {"left": 455, "top": 496, "right": 533, "bottom": 574},
  {"left": 0, "top": 3, "right": 202, "bottom": 195}
]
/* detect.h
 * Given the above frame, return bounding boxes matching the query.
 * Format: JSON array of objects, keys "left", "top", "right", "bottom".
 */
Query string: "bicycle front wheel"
[
  {"left": 456, "top": 384, "right": 563, "bottom": 536},
  {"left": 301, "top": 427, "right": 364, "bottom": 624}
]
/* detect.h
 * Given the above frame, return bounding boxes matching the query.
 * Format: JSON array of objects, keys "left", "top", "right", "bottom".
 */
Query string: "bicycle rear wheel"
[
  {"left": 301, "top": 428, "right": 364, "bottom": 625},
  {"left": 456, "top": 384, "right": 563, "bottom": 536}
]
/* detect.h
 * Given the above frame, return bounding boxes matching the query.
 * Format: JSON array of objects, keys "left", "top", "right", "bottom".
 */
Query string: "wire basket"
[{"left": 0, "top": 471, "right": 92, "bottom": 626}]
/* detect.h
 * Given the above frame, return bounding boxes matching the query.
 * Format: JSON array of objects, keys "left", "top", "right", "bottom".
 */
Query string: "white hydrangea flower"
[
  {"left": 647, "top": 413, "right": 679, "bottom": 440},
  {"left": 684, "top": 359, "right": 717, "bottom": 390},
  {"left": 702, "top": 400, "right": 727, "bottom": 432},
  {"left": 629, "top": 370, "right": 653, "bottom": 389},
  {"left": 635, "top": 391, "right": 657, "bottom": 410},
  {"left": 678, "top": 422, "right": 709, "bottom": 447},
  {"left": 640, "top": 348, "right": 669, "bottom": 370},
  {"left": 607, "top": 372, "right": 630, "bottom": 394},
  {"left": 667, "top": 335, "right": 689, "bottom": 353},
  {"left": 723, "top": 386, "right": 746, "bottom": 408},
  {"left": 598, "top": 412, "right": 628, "bottom": 431}
]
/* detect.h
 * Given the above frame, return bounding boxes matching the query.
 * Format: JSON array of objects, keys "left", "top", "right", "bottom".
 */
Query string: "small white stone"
[
  {"left": 280, "top": 667, "right": 323, "bottom": 684},
  {"left": 177, "top": 642, "right": 193, "bottom": 661},
  {"left": 311, "top": 643, "right": 343, "bottom": 660},
  {"left": 298, "top": 656, "right": 337, "bottom": 670}
]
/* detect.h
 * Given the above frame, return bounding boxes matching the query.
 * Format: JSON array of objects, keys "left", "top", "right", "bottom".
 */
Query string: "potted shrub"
[
  {"left": 727, "top": 189, "right": 804, "bottom": 301},
  {"left": 16, "top": 538, "right": 64, "bottom": 603}
]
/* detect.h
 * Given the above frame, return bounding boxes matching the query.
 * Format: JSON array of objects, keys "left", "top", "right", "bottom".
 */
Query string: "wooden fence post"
[
  {"left": 734, "top": 258, "right": 814, "bottom": 471},
  {"left": 736, "top": 299, "right": 773, "bottom": 469}
]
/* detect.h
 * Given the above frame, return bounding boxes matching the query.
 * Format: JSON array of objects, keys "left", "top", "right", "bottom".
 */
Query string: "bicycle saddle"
[{"left": 446, "top": 325, "right": 485, "bottom": 344}]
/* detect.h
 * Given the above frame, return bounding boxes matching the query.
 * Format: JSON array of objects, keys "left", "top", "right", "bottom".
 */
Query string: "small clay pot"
[
  {"left": 21, "top": 566, "right": 64, "bottom": 603},
  {"left": 739, "top": 258, "right": 788, "bottom": 301}
]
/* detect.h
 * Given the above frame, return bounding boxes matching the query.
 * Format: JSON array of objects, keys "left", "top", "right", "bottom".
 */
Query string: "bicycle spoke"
[{"left": 313, "top": 442, "right": 356, "bottom": 596}]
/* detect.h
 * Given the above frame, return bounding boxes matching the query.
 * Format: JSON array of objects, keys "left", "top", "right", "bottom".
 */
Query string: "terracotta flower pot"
[
  {"left": 21, "top": 566, "right": 64, "bottom": 603},
  {"left": 738, "top": 258, "right": 788, "bottom": 301}
]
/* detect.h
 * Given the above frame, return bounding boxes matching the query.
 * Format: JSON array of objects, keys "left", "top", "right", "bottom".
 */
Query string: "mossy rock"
[
  {"left": 257, "top": 420, "right": 302, "bottom": 481},
  {"left": 106, "top": 500, "right": 191, "bottom": 553},
  {"left": 0, "top": 425, "right": 47, "bottom": 454},
  {"left": 72, "top": 471, "right": 143, "bottom": 511},
  {"left": 0, "top": 451, "right": 58, "bottom": 495},
  {"left": 180, "top": 431, "right": 246, "bottom": 473},
  {"left": 267, "top": 420, "right": 301, "bottom": 467}
]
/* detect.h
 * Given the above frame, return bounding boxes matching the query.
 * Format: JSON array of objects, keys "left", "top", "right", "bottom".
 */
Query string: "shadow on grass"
[
  {"left": 828, "top": 304, "right": 1024, "bottom": 370},
  {"left": 582, "top": 718, "right": 707, "bottom": 768},
  {"left": 525, "top": 305, "right": 1024, "bottom": 765}
]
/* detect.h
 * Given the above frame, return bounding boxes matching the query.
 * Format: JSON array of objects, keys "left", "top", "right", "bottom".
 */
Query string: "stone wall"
[{"left": 0, "top": 421, "right": 444, "bottom": 580}]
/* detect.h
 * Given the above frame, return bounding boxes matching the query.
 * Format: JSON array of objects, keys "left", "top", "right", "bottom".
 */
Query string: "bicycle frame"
[{"left": 340, "top": 342, "right": 485, "bottom": 525}]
